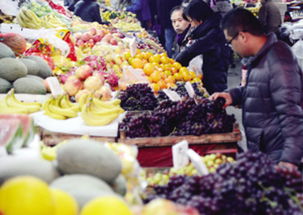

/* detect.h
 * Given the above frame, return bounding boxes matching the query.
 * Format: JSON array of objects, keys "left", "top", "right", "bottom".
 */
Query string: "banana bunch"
[
  {"left": 40, "top": 14, "right": 67, "bottom": 28},
  {"left": 43, "top": 95, "right": 80, "bottom": 120},
  {"left": 16, "top": 8, "right": 42, "bottom": 29},
  {"left": 0, "top": 90, "right": 41, "bottom": 114},
  {"left": 81, "top": 98, "right": 124, "bottom": 126}
]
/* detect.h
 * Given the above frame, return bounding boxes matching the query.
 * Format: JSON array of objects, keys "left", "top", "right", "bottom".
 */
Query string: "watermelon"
[
  {"left": 0, "top": 119, "right": 23, "bottom": 154},
  {"left": 0, "top": 115, "right": 35, "bottom": 147}
]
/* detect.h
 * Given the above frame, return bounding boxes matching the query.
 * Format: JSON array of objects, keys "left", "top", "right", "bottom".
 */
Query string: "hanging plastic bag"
[{"left": 292, "top": 39, "right": 303, "bottom": 69}]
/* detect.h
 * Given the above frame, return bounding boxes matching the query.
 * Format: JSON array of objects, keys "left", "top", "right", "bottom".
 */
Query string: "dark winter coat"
[
  {"left": 229, "top": 33, "right": 303, "bottom": 165},
  {"left": 258, "top": 0, "right": 282, "bottom": 33},
  {"left": 126, "top": 0, "right": 151, "bottom": 22},
  {"left": 175, "top": 13, "right": 229, "bottom": 94},
  {"left": 74, "top": 0, "right": 105, "bottom": 24},
  {"left": 156, "top": 0, "right": 182, "bottom": 28}
]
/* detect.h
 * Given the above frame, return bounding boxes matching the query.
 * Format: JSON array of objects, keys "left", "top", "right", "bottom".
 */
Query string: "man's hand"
[
  {"left": 278, "top": 161, "right": 298, "bottom": 171},
  {"left": 209, "top": 92, "right": 233, "bottom": 108}
]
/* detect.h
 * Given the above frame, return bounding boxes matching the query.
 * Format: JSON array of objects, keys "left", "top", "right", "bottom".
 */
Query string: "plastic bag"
[{"left": 292, "top": 39, "right": 303, "bottom": 69}]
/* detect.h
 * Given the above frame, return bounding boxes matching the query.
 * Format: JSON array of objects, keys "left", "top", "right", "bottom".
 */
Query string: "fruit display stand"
[{"left": 119, "top": 124, "right": 242, "bottom": 167}]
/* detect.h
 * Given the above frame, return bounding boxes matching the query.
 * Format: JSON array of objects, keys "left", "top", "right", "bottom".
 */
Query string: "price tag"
[
  {"left": 187, "top": 149, "right": 209, "bottom": 175},
  {"left": 172, "top": 140, "right": 189, "bottom": 169},
  {"left": 129, "top": 38, "right": 137, "bottom": 57},
  {"left": 185, "top": 82, "right": 196, "bottom": 98},
  {"left": 46, "top": 77, "right": 65, "bottom": 97},
  {"left": 163, "top": 89, "right": 181, "bottom": 102}
]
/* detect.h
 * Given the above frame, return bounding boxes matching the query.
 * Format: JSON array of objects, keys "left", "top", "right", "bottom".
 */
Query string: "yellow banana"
[
  {"left": 78, "top": 93, "right": 92, "bottom": 111},
  {"left": 90, "top": 101, "right": 124, "bottom": 115},
  {"left": 59, "top": 95, "right": 71, "bottom": 108},
  {"left": 62, "top": 95, "right": 80, "bottom": 112},
  {"left": 81, "top": 102, "right": 120, "bottom": 126},
  {"left": 4, "top": 91, "right": 41, "bottom": 113},
  {"left": 91, "top": 98, "right": 121, "bottom": 109},
  {"left": 43, "top": 98, "right": 66, "bottom": 120},
  {"left": 48, "top": 97, "right": 78, "bottom": 118},
  {"left": 23, "top": 9, "right": 41, "bottom": 24}
]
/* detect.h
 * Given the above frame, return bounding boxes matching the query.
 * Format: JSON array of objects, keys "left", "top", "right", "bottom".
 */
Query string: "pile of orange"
[{"left": 127, "top": 51, "right": 201, "bottom": 92}]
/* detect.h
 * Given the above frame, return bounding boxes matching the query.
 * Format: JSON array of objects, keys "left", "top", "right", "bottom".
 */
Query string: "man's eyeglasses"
[{"left": 226, "top": 33, "right": 239, "bottom": 47}]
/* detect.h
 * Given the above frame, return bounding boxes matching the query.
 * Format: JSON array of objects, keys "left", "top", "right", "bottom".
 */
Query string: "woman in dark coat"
[{"left": 175, "top": 0, "right": 230, "bottom": 95}]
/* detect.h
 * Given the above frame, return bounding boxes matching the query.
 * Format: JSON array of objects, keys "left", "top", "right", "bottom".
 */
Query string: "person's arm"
[
  {"left": 269, "top": 48, "right": 303, "bottom": 165},
  {"left": 175, "top": 28, "right": 219, "bottom": 66},
  {"left": 93, "top": 4, "right": 109, "bottom": 25}
]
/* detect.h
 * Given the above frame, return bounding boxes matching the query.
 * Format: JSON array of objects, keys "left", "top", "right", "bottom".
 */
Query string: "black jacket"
[
  {"left": 74, "top": 0, "right": 105, "bottom": 24},
  {"left": 229, "top": 33, "right": 303, "bottom": 165},
  {"left": 156, "top": 0, "right": 181, "bottom": 28},
  {"left": 175, "top": 13, "right": 229, "bottom": 94}
]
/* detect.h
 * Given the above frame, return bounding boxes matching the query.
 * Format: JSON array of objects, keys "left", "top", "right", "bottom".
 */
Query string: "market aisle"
[{"left": 226, "top": 60, "right": 247, "bottom": 151}]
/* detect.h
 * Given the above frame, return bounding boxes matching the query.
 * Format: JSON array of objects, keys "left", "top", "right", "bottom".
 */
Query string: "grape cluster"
[
  {"left": 144, "top": 152, "right": 303, "bottom": 215},
  {"left": 119, "top": 97, "right": 235, "bottom": 138},
  {"left": 118, "top": 83, "right": 158, "bottom": 111}
]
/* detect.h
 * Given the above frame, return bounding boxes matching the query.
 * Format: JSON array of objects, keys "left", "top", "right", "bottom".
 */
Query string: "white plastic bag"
[{"left": 292, "top": 39, "right": 303, "bottom": 69}]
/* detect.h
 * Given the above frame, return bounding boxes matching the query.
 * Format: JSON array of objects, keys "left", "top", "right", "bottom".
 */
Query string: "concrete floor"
[{"left": 225, "top": 60, "right": 247, "bottom": 151}]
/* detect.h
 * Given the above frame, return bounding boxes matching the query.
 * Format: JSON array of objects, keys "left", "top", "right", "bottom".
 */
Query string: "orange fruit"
[
  {"left": 166, "top": 76, "right": 175, "bottom": 83},
  {"left": 189, "top": 71, "right": 197, "bottom": 79},
  {"left": 173, "top": 73, "right": 182, "bottom": 81},
  {"left": 151, "top": 83, "right": 160, "bottom": 92},
  {"left": 124, "top": 52, "right": 131, "bottom": 60},
  {"left": 192, "top": 77, "right": 201, "bottom": 83},
  {"left": 144, "top": 63, "right": 156, "bottom": 76},
  {"left": 173, "top": 62, "right": 182, "bottom": 70},
  {"left": 158, "top": 80, "right": 166, "bottom": 89},
  {"left": 150, "top": 71, "right": 161, "bottom": 83},
  {"left": 149, "top": 55, "right": 160, "bottom": 64},
  {"left": 160, "top": 56, "right": 170, "bottom": 64},
  {"left": 167, "top": 82, "right": 176, "bottom": 88},
  {"left": 164, "top": 70, "right": 172, "bottom": 77},
  {"left": 179, "top": 67, "right": 189, "bottom": 74},
  {"left": 131, "top": 58, "right": 144, "bottom": 69}
]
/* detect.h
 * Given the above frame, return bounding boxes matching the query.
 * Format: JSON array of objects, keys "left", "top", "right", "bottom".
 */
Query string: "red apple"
[
  {"left": 76, "top": 39, "right": 84, "bottom": 47},
  {"left": 97, "top": 30, "right": 106, "bottom": 38},
  {"left": 109, "top": 38, "right": 118, "bottom": 46},
  {"left": 75, "top": 65, "right": 93, "bottom": 80},
  {"left": 81, "top": 32, "right": 91, "bottom": 42},
  {"left": 93, "top": 35, "right": 103, "bottom": 43},
  {"left": 89, "top": 28, "right": 97, "bottom": 36},
  {"left": 64, "top": 76, "right": 83, "bottom": 96},
  {"left": 84, "top": 75, "right": 104, "bottom": 92}
]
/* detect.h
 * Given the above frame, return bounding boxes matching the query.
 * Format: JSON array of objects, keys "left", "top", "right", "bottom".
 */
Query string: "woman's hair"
[{"left": 184, "top": 0, "right": 214, "bottom": 22}]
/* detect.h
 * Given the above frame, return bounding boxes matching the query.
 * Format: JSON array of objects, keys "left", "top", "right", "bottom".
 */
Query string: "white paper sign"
[
  {"left": 46, "top": 77, "right": 65, "bottom": 97},
  {"left": 163, "top": 89, "right": 181, "bottom": 102},
  {"left": 172, "top": 140, "right": 189, "bottom": 169},
  {"left": 129, "top": 38, "right": 137, "bottom": 57},
  {"left": 185, "top": 82, "right": 195, "bottom": 98},
  {"left": 187, "top": 149, "right": 209, "bottom": 175}
]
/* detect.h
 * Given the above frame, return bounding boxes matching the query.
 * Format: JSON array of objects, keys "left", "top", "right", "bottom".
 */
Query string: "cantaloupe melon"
[
  {"left": 0, "top": 58, "right": 27, "bottom": 81},
  {"left": 0, "top": 77, "right": 12, "bottom": 93},
  {"left": 0, "top": 156, "right": 60, "bottom": 185},
  {"left": 51, "top": 174, "right": 116, "bottom": 208},
  {"left": 0, "top": 42, "right": 15, "bottom": 58},
  {"left": 25, "top": 56, "right": 52, "bottom": 78},
  {"left": 57, "top": 139, "right": 122, "bottom": 183},
  {"left": 13, "top": 77, "right": 46, "bottom": 94},
  {"left": 19, "top": 58, "right": 40, "bottom": 76}
]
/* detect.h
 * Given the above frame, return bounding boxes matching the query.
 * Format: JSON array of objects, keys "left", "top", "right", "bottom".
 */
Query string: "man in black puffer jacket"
[
  {"left": 175, "top": 0, "right": 230, "bottom": 95},
  {"left": 211, "top": 8, "right": 303, "bottom": 169}
]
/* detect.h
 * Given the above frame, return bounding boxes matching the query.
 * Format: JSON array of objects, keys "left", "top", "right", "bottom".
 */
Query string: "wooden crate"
[
  {"left": 118, "top": 124, "right": 242, "bottom": 147},
  {"left": 39, "top": 128, "right": 116, "bottom": 146}
]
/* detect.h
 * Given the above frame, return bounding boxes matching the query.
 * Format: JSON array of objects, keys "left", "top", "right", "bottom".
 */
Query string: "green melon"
[
  {"left": 25, "top": 56, "right": 52, "bottom": 78},
  {"left": 51, "top": 174, "right": 116, "bottom": 208},
  {"left": 0, "top": 58, "right": 27, "bottom": 81},
  {"left": 13, "top": 77, "right": 46, "bottom": 94},
  {"left": 19, "top": 58, "right": 40, "bottom": 76},
  {"left": 0, "top": 156, "right": 60, "bottom": 185},
  {"left": 0, "top": 42, "right": 15, "bottom": 58},
  {"left": 57, "top": 139, "right": 122, "bottom": 183},
  {"left": 110, "top": 174, "right": 127, "bottom": 196},
  {"left": 0, "top": 77, "right": 12, "bottom": 93}
]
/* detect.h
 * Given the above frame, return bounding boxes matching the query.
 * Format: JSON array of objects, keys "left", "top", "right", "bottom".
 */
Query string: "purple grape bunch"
[
  {"left": 119, "top": 97, "right": 235, "bottom": 138},
  {"left": 118, "top": 83, "right": 158, "bottom": 111},
  {"left": 144, "top": 151, "right": 303, "bottom": 215}
]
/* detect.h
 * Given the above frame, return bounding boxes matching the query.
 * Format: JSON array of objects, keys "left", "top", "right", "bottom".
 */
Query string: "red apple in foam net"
[
  {"left": 84, "top": 55, "right": 98, "bottom": 62},
  {"left": 89, "top": 28, "right": 97, "bottom": 36},
  {"left": 75, "top": 65, "right": 93, "bottom": 80},
  {"left": 93, "top": 35, "right": 103, "bottom": 43},
  {"left": 94, "top": 85, "right": 113, "bottom": 100},
  {"left": 81, "top": 32, "right": 91, "bottom": 42},
  {"left": 74, "top": 32, "right": 82, "bottom": 40},
  {"left": 84, "top": 75, "right": 104, "bottom": 92},
  {"left": 101, "top": 34, "right": 113, "bottom": 43},
  {"left": 64, "top": 76, "right": 83, "bottom": 96},
  {"left": 76, "top": 39, "right": 84, "bottom": 47}
]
